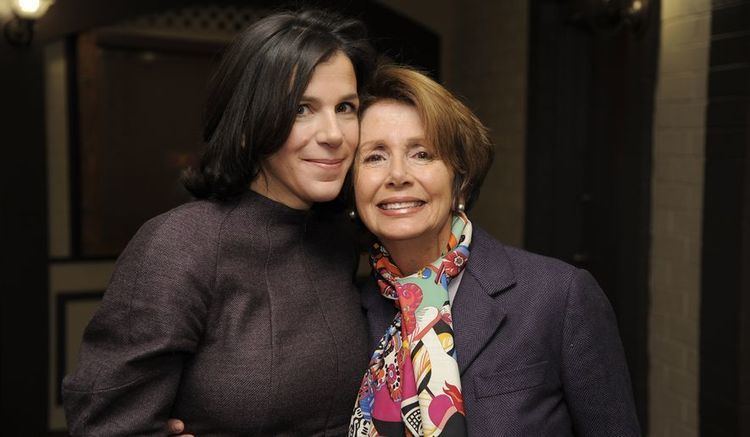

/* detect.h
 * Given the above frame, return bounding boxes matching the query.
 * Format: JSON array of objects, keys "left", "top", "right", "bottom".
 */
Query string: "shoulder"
[
  {"left": 116, "top": 198, "right": 242, "bottom": 275},
  {"left": 470, "top": 226, "right": 610, "bottom": 314},
  {"left": 138, "top": 198, "right": 238, "bottom": 242},
  {"left": 469, "top": 226, "right": 580, "bottom": 295}
]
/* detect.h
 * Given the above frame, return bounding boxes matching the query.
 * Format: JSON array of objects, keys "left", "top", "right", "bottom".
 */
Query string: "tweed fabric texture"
[
  {"left": 63, "top": 191, "right": 370, "bottom": 436},
  {"left": 361, "top": 227, "right": 641, "bottom": 437}
]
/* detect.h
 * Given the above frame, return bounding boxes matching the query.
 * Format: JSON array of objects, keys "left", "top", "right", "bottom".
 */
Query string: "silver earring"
[
  {"left": 348, "top": 210, "right": 357, "bottom": 220},
  {"left": 457, "top": 203, "right": 465, "bottom": 212}
]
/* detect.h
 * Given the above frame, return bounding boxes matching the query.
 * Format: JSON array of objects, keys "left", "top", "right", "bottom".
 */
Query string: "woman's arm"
[
  {"left": 560, "top": 269, "right": 641, "bottom": 436},
  {"left": 62, "top": 211, "right": 213, "bottom": 436}
]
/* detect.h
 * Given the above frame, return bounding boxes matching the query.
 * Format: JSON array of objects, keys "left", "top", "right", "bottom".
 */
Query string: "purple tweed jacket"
[
  {"left": 360, "top": 226, "right": 641, "bottom": 436},
  {"left": 63, "top": 192, "right": 369, "bottom": 436}
]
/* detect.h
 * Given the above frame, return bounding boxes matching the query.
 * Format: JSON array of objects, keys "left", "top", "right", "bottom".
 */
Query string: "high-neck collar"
[{"left": 241, "top": 189, "right": 312, "bottom": 224}]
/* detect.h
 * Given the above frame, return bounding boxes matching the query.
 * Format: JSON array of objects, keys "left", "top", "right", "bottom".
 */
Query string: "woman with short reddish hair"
[{"left": 349, "top": 65, "right": 640, "bottom": 436}]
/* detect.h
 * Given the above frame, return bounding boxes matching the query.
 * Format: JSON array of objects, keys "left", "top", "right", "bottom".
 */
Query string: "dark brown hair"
[{"left": 183, "top": 9, "right": 375, "bottom": 200}]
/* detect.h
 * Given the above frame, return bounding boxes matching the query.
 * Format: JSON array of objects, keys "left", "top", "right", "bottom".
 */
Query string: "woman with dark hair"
[
  {"left": 348, "top": 65, "right": 640, "bottom": 436},
  {"left": 62, "top": 9, "right": 375, "bottom": 435}
]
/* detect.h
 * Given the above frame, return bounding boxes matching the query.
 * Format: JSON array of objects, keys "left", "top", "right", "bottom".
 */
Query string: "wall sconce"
[{"left": 4, "top": 0, "right": 56, "bottom": 46}]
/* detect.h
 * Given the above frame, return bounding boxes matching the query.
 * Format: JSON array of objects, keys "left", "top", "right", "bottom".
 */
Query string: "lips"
[
  {"left": 304, "top": 158, "right": 345, "bottom": 169},
  {"left": 378, "top": 200, "right": 426, "bottom": 210}
]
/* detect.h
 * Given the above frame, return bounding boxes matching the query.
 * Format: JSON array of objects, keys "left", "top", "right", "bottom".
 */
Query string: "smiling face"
[
  {"left": 355, "top": 100, "right": 455, "bottom": 253},
  {"left": 251, "top": 51, "right": 359, "bottom": 209}
]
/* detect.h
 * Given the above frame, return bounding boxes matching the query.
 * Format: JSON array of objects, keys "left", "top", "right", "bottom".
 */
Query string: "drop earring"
[{"left": 454, "top": 197, "right": 466, "bottom": 213}]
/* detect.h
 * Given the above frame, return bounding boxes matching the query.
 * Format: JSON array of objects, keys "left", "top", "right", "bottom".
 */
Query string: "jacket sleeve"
[
  {"left": 561, "top": 269, "right": 641, "bottom": 436},
  {"left": 62, "top": 213, "right": 214, "bottom": 436}
]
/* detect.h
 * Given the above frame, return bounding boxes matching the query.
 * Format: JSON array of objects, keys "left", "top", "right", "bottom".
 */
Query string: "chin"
[
  {"left": 377, "top": 228, "right": 429, "bottom": 244},
  {"left": 306, "top": 181, "right": 345, "bottom": 203}
]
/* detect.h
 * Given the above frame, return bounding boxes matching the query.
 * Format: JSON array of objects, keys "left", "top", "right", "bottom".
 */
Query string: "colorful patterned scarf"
[{"left": 350, "top": 214, "right": 472, "bottom": 437}]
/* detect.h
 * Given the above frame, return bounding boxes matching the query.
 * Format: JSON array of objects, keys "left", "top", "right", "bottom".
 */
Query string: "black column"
[
  {"left": 700, "top": 1, "right": 750, "bottom": 436},
  {"left": 0, "top": 43, "right": 49, "bottom": 434}
]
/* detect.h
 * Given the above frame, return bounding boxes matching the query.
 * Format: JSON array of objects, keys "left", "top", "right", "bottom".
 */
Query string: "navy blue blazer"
[{"left": 361, "top": 227, "right": 641, "bottom": 436}]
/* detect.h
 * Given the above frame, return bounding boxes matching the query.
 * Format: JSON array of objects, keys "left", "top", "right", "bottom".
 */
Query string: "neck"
[{"left": 381, "top": 224, "right": 453, "bottom": 276}]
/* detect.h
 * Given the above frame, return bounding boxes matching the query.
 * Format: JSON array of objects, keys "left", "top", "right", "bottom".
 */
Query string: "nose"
[
  {"left": 386, "top": 155, "right": 411, "bottom": 187},
  {"left": 316, "top": 111, "right": 344, "bottom": 148}
]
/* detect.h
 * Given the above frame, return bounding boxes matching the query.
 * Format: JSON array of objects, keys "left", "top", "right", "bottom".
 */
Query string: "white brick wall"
[{"left": 649, "top": 1, "right": 711, "bottom": 436}]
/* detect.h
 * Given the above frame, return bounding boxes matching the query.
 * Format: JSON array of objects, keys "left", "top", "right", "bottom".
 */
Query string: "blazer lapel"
[
  {"left": 453, "top": 227, "right": 517, "bottom": 375},
  {"left": 361, "top": 227, "right": 516, "bottom": 375}
]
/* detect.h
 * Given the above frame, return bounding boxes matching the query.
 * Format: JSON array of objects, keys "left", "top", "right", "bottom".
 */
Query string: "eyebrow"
[
  {"left": 358, "top": 140, "right": 380, "bottom": 149},
  {"left": 358, "top": 137, "right": 428, "bottom": 149},
  {"left": 299, "top": 93, "right": 359, "bottom": 103}
]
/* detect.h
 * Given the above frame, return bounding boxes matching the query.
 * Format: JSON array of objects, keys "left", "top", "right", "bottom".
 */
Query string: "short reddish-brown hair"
[{"left": 359, "top": 64, "right": 494, "bottom": 211}]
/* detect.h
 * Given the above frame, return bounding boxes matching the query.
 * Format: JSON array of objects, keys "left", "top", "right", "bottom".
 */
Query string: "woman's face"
[
  {"left": 355, "top": 100, "right": 454, "bottom": 249},
  {"left": 253, "top": 51, "right": 359, "bottom": 209}
]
